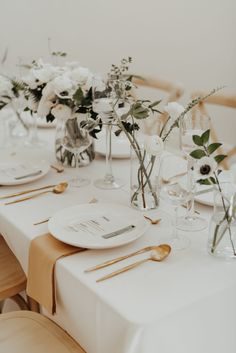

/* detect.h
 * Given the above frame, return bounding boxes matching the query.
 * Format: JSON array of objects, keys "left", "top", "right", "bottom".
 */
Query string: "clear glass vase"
[
  {"left": 130, "top": 136, "right": 160, "bottom": 211},
  {"left": 55, "top": 114, "right": 95, "bottom": 168},
  {"left": 208, "top": 183, "right": 236, "bottom": 259}
]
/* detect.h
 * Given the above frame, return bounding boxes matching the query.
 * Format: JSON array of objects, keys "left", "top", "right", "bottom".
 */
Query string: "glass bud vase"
[
  {"left": 55, "top": 114, "right": 95, "bottom": 168},
  {"left": 130, "top": 136, "right": 161, "bottom": 211},
  {"left": 208, "top": 182, "right": 236, "bottom": 259}
]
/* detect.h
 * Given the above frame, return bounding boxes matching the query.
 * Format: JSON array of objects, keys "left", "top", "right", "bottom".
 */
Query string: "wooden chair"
[
  {"left": 0, "top": 235, "right": 29, "bottom": 312},
  {"left": 191, "top": 91, "right": 236, "bottom": 169},
  {"left": 132, "top": 75, "right": 184, "bottom": 135},
  {"left": 0, "top": 310, "right": 86, "bottom": 352}
]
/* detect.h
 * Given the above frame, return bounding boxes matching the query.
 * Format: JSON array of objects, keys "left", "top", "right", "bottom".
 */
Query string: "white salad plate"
[
  {"left": 48, "top": 203, "right": 150, "bottom": 249},
  {"left": 95, "top": 131, "right": 130, "bottom": 159}
]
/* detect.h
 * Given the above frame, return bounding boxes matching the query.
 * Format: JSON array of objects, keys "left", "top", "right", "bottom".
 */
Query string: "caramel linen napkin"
[{"left": 26, "top": 234, "right": 85, "bottom": 314}]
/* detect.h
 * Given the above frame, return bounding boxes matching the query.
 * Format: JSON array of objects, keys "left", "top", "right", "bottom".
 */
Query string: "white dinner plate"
[
  {"left": 48, "top": 203, "right": 150, "bottom": 249},
  {"left": 0, "top": 161, "right": 49, "bottom": 186},
  {"left": 95, "top": 131, "right": 130, "bottom": 159}
]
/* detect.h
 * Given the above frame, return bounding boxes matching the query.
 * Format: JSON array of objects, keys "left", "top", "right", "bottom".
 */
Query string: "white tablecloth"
[{"left": 0, "top": 129, "right": 236, "bottom": 353}]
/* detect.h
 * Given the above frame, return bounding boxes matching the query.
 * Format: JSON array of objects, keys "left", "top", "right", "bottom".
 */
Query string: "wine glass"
[
  {"left": 179, "top": 109, "right": 210, "bottom": 231},
  {"left": 60, "top": 116, "right": 91, "bottom": 187},
  {"left": 92, "top": 76, "right": 124, "bottom": 189},
  {"left": 160, "top": 154, "right": 190, "bottom": 250}
]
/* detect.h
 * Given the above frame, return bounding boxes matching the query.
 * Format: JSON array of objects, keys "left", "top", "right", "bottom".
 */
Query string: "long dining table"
[{"left": 0, "top": 128, "right": 236, "bottom": 353}]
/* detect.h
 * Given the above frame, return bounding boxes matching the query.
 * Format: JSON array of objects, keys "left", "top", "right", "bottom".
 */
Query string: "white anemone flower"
[
  {"left": 164, "top": 102, "right": 185, "bottom": 120},
  {"left": 195, "top": 156, "right": 217, "bottom": 180},
  {"left": 144, "top": 135, "right": 164, "bottom": 156},
  {"left": 52, "top": 74, "right": 73, "bottom": 98}
]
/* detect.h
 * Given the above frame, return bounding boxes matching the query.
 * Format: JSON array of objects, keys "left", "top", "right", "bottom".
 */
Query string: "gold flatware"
[
  {"left": 5, "top": 182, "right": 68, "bottom": 205},
  {"left": 96, "top": 244, "right": 171, "bottom": 282},
  {"left": 50, "top": 164, "right": 64, "bottom": 173},
  {"left": 33, "top": 218, "right": 50, "bottom": 226},
  {"left": 144, "top": 216, "right": 161, "bottom": 225},
  {"left": 85, "top": 244, "right": 166, "bottom": 273},
  {"left": 0, "top": 184, "right": 57, "bottom": 200},
  {"left": 34, "top": 196, "right": 98, "bottom": 225}
]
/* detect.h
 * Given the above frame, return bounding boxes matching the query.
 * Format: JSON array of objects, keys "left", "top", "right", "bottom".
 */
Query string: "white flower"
[
  {"left": 51, "top": 104, "right": 72, "bottom": 120},
  {"left": 33, "top": 65, "right": 56, "bottom": 84},
  {"left": 70, "top": 67, "right": 91, "bottom": 85},
  {"left": 164, "top": 102, "right": 185, "bottom": 120},
  {"left": 37, "top": 99, "right": 55, "bottom": 117},
  {"left": 195, "top": 156, "right": 217, "bottom": 180},
  {"left": 144, "top": 135, "right": 164, "bottom": 156},
  {"left": 52, "top": 74, "right": 73, "bottom": 98},
  {"left": 0, "top": 75, "right": 13, "bottom": 97},
  {"left": 41, "top": 81, "right": 57, "bottom": 101}
]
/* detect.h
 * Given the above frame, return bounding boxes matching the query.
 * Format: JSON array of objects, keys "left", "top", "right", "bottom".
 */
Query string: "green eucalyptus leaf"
[
  {"left": 209, "top": 176, "right": 216, "bottom": 184},
  {"left": 207, "top": 143, "right": 222, "bottom": 154},
  {"left": 197, "top": 178, "right": 212, "bottom": 185},
  {"left": 214, "top": 154, "right": 227, "bottom": 164},
  {"left": 148, "top": 100, "right": 162, "bottom": 108},
  {"left": 190, "top": 149, "right": 206, "bottom": 159},
  {"left": 73, "top": 87, "right": 84, "bottom": 105},
  {"left": 201, "top": 129, "right": 210, "bottom": 144},
  {"left": 192, "top": 135, "right": 203, "bottom": 146}
]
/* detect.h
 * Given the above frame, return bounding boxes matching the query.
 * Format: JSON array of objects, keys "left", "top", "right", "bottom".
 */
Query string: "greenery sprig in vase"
[{"left": 190, "top": 129, "right": 236, "bottom": 257}]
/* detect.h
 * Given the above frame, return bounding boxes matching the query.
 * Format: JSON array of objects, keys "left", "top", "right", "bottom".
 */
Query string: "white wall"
[{"left": 1, "top": 0, "right": 236, "bottom": 143}]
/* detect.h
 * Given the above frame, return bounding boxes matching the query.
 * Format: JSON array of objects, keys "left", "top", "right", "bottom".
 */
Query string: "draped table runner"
[
  {"left": 27, "top": 234, "right": 85, "bottom": 314},
  {"left": 0, "top": 128, "right": 236, "bottom": 353}
]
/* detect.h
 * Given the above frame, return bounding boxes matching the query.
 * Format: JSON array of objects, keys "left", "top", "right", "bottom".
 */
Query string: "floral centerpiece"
[
  {"left": 85, "top": 57, "right": 221, "bottom": 210},
  {"left": 22, "top": 58, "right": 100, "bottom": 166},
  {"left": 190, "top": 130, "right": 236, "bottom": 258}
]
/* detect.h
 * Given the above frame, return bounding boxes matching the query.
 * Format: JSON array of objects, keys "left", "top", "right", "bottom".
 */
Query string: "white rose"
[
  {"left": 37, "top": 99, "right": 55, "bottom": 117},
  {"left": 70, "top": 67, "right": 90, "bottom": 85},
  {"left": 195, "top": 156, "right": 217, "bottom": 180},
  {"left": 22, "top": 70, "right": 40, "bottom": 89},
  {"left": 0, "top": 75, "right": 13, "bottom": 96},
  {"left": 52, "top": 74, "right": 73, "bottom": 98},
  {"left": 164, "top": 102, "right": 185, "bottom": 120},
  {"left": 144, "top": 135, "right": 164, "bottom": 156},
  {"left": 51, "top": 104, "right": 72, "bottom": 120},
  {"left": 34, "top": 65, "right": 56, "bottom": 83}
]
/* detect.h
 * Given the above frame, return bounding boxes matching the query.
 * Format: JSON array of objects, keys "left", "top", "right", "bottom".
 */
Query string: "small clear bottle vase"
[
  {"left": 208, "top": 182, "right": 236, "bottom": 259},
  {"left": 130, "top": 133, "right": 160, "bottom": 211}
]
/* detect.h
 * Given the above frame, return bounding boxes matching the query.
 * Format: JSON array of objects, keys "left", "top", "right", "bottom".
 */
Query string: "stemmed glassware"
[
  {"left": 92, "top": 76, "right": 124, "bottom": 189},
  {"left": 179, "top": 109, "right": 210, "bottom": 231},
  {"left": 160, "top": 154, "right": 190, "bottom": 250}
]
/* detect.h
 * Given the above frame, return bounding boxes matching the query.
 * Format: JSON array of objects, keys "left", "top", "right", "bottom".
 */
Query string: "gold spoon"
[
  {"left": 85, "top": 245, "right": 163, "bottom": 273},
  {"left": 96, "top": 244, "right": 171, "bottom": 282},
  {"left": 5, "top": 182, "right": 68, "bottom": 205},
  {"left": 144, "top": 215, "right": 161, "bottom": 225}
]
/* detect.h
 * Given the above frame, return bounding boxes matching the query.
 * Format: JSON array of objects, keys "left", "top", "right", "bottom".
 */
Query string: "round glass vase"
[
  {"left": 208, "top": 182, "right": 236, "bottom": 259},
  {"left": 55, "top": 114, "right": 95, "bottom": 168},
  {"left": 130, "top": 140, "right": 161, "bottom": 211}
]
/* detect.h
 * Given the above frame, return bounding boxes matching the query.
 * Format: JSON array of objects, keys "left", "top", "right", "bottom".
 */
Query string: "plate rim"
[
  {"left": 48, "top": 202, "right": 149, "bottom": 249},
  {"left": 0, "top": 160, "right": 50, "bottom": 186}
]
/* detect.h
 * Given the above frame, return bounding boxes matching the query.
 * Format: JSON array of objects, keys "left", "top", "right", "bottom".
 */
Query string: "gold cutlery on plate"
[
  {"left": 85, "top": 244, "right": 167, "bottom": 273},
  {"left": 33, "top": 218, "right": 50, "bottom": 226},
  {"left": 0, "top": 183, "right": 57, "bottom": 200},
  {"left": 50, "top": 164, "right": 64, "bottom": 173},
  {"left": 96, "top": 244, "right": 171, "bottom": 282},
  {"left": 144, "top": 216, "right": 161, "bottom": 225},
  {"left": 33, "top": 196, "right": 98, "bottom": 225},
  {"left": 5, "top": 182, "right": 68, "bottom": 205}
]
